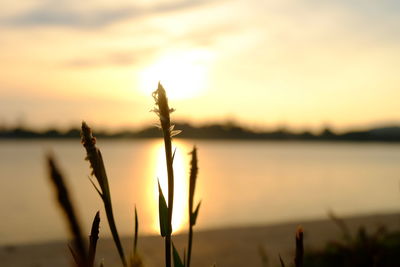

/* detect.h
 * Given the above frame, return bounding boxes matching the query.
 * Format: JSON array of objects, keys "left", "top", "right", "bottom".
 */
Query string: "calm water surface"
[{"left": 1, "top": 139, "right": 400, "bottom": 245}]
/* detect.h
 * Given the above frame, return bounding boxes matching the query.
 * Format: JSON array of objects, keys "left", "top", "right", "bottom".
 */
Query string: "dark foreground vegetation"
[
  {"left": 47, "top": 84, "right": 200, "bottom": 267},
  {"left": 2, "top": 123, "right": 400, "bottom": 142},
  {"left": 303, "top": 215, "right": 400, "bottom": 267},
  {"left": 305, "top": 228, "right": 400, "bottom": 267},
  {"left": 43, "top": 84, "right": 400, "bottom": 267}
]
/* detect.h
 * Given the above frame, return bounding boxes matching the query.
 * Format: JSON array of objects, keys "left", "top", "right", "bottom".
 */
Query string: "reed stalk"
[
  {"left": 152, "top": 82, "right": 180, "bottom": 267},
  {"left": 187, "top": 146, "right": 200, "bottom": 267},
  {"left": 81, "top": 122, "right": 127, "bottom": 267},
  {"left": 130, "top": 206, "right": 144, "bottom": 267},
  {"left": 295, "top": 227, "right": 304, "bottom": 267},
  {"left": 134, "top": 207, "right": 138, "bottom": 255}
]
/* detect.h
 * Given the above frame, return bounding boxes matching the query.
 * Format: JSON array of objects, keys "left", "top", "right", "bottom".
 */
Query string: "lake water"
[{"left": 1, "top": 139, "right": 400, "bottom": 245}]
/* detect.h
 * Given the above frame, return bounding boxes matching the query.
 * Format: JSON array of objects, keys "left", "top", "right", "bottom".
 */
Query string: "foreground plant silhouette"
[
  {"left": 81, "top": 121, "right": 127, "bottom": 267},
  {"left": 303, "top": 216, "right": 400, "bottom": 267},
  {"left": 187, "top": 147, "right": 201, "bottom": 267},
  {"left": 152, "top": 83, "right": 176, "bottom": 267},
  {"left": 46, "top": 82, "right": 400, "bottom": 267},
  {"left": 47, "top": 83, "right": 201, "bottom": 267},
  {"left": 47, "top": 156, "right": 89, "bottom": 267}
]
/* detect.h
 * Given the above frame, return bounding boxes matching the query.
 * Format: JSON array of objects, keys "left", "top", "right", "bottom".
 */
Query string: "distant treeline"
[{"left": 1, "top": 123, "right": 400, "bottom": 142}]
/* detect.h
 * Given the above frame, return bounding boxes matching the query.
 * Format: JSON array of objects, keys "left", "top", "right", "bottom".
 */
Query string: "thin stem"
[
  {"left": 165, "top": 235, "right": 172, "bottom": 267},
  {"left": 134, "top": 207, "right": 138, "bottom": 254},
  {"left": 295, "top": 227, "right": 304, "bottom": 267},
  {"left": 163, "top": 125, "right": 174, "bottom": 226},
  {"left": 187, "top": 225, "right": 193, "bottom": 267},
  {"left": 162, "top": 113, "right": 174, "bottom": 267},
  {"left": 187, "top": 147, "right": 198, "bottom": 267}
]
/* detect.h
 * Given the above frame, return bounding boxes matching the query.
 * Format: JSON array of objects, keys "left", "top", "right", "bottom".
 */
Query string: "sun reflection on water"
[{"left": 147, "top": 140, "right": 190, "bottom": 234}]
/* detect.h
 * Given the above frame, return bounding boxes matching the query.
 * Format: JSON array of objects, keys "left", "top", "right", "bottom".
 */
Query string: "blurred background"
[
  {"left": 1, "top": 0, "right": 399, "bottom": 131},
  {"left": 1, "top": 0, "right": 400, "bottom": 256}
]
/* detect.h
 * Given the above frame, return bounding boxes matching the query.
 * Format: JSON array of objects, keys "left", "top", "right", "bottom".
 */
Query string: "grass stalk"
[
  {"left": 88, "top": 211, "right": 100, "bottom": 267},
  {"left": 47, "top": 156, "right": 88, "bottom": 267},
  {"left": 81, "top": 122, "right": 127, "bottom": 267},
  {"left": 187, "top": 147, "right": 200, "bottom": 267},
  {"left": 152, "top": 82, "right": 179, "bottom": 267},
  {"left": 130, "top": 206, "right": 144, "bottom": 267},
  {"left": 134, "top": 207, "right": 138, "bottom": 255},
  {"left": 295, "top": 227, "right": 304, "bottom": 267}
]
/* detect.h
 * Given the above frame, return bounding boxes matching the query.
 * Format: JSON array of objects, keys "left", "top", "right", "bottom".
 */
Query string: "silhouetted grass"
[
  {"left": 130, "top": 207, "right": 144, "bottom": 267},
  {"left": 45, "top": 84, "right": 204, "bottom": 267},
  {"left": 81, "top": 121, "right": 127, "bottom": 267},
  {"left": 278, "top": 227, "right": 304, "bottom": 267},
  {"left": 303, "top": 220, "right": 400, "bottom": 267},
  {"left": 295, "top": 227, "right": 304, "bottom": 267},
  {"left": 187, "top": 146, "right": 200, "bottom": 267},
  {"left": 44, "top": 83, "right": 400, "bottom": 267},
  {"left": 47, "top": 155, "right": 89, "bottom": 267},
  {"left": 152, "top": 82, "right": 182, "bottom": 267},
  {"left": 88, "top": 211, "right": 100, "bottom": 267}
]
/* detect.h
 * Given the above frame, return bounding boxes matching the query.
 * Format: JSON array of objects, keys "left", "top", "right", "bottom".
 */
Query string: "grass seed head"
[{"left": 152, "top": 82, "right": 181, "bottom": 138}]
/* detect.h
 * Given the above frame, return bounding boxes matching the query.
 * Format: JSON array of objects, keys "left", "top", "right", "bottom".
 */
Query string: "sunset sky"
[{"left": 0, "top": 0, "right": 399, "bottom": 132}]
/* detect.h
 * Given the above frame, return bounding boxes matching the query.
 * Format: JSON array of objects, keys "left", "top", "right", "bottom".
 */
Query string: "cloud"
[
  {"left": 175, "top": 23, "right": 239, "bottom": 47},
  {"left": 57, "top": 23, "right": 236, "bottom": 69},
  {"left": 0, "top": 0, "right": 215, "bottom": 29},
  {"left": 62, "top": 52, "right": 138, "bottom": 68},
  {"left": 3, "top": 6, "right": 138, "bottom": 28}
]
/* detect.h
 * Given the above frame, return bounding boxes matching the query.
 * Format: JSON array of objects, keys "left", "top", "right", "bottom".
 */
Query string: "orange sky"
[{"left": 0, "top": 0, "right": 399, "bottom": 131}]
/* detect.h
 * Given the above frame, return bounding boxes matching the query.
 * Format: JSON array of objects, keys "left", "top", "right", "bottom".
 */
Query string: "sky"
[{"left": 0, "top": 0, "right": 399, "bottom": 132}]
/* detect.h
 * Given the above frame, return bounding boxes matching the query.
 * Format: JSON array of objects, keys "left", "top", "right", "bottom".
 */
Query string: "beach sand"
[{"left": 1, "top": 212, "right": 399, "bottom": 267}]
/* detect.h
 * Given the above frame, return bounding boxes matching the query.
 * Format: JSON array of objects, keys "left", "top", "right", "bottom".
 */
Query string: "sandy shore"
[{"left": 1, "top": 212, "right": 400, "bottom": 267}]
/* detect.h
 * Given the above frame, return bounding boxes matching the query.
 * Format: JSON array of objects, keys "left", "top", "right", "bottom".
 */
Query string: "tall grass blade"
[
  {"left": 172, "top": 243, "right": 185, "bottom": 267},
  {"left": 47, "top": 155, "right": 88, "bottom": 267},
  {"left": 130, "top": 206, "right": 144, "bottom": 267},
  {"left": 279, "top": 254, "right": 286, "bottom": 267},
  {"left": 328, "top": 211, "right": 352, "bottom": 243},
  {"left": 158, "top": 180, "right": 169, "bottom": 237},
  {"left": 294, "top": 227, "right": 304, "bottom": 267},
  {"left": 68, "top": 244, "right": 80, "bottom": 266},
  {"left": 88, "top": 211, "right": 100, "bottom": 267},
  {"left": 81, "top": 122, "right": 127, "bottom": 267},
  {"left": 88, "top": 176, "right": 103, "bottom": 198},
  {"left": 191, "top": 202, "right": 201, "bottom": 226},
  {"left": 134, "top": 206, "right": 139, "bottom": 254}
]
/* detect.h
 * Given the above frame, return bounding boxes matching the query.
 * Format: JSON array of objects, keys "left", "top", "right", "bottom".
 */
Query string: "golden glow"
[
  {"left": 148, "top": 140, "right": 189, "bottom": 233},
  {"left": 138, "top": 50, "right": 211, "bottom": 100},
  {"left": 2, "top": 1, "right": 400, "bottom": 131}
]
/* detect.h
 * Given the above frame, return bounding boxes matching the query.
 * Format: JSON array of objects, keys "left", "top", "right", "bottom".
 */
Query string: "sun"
[{"left": 138, "top": 50, "right": 211, "bottom": 100}]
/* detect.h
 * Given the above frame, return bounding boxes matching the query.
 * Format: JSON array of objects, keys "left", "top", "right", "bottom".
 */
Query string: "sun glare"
[
  {"left": 138, "top": 50, "right": 211, "bottom": 100},
  {"left": 149, "top": 140, "right": 189, "bottom": 233}
]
